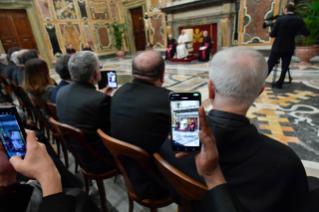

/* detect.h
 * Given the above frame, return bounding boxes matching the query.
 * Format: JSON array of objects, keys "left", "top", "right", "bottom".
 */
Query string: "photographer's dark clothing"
[
  {"left": 4, "top": 61, "right": 16, "bottom": 80},
  {"left": 160, "top": 109, "right": 309, "bottom": 212},
  {"left": 268, "top": 13, "right": 310, "bottom": 86}
]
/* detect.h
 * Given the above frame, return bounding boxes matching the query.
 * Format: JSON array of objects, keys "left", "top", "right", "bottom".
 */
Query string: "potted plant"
[
  {"left": 111, "top": 22, "right": 127, "bottom": 60},
  {"left": 295, "top": 0, "right": 319, "bottom": 66}
]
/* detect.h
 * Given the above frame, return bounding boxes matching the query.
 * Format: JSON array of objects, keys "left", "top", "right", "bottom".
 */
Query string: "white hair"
[
  {"left": 68, "top": 51, "right": 99, "bottom": 83},
  {"left": 209, "top": 46, "right": 268, "bottom": 105},
  {"left": 203, "top": 31, "right": 208, "bottom": 34},
  {"left": 11, "top": 52, "right": 19, "bottom": 65}
]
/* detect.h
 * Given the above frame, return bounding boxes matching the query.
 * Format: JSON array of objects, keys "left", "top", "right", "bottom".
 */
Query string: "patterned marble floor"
[{"left": 50, "top": 55, "right": 319, "bottom": 211}]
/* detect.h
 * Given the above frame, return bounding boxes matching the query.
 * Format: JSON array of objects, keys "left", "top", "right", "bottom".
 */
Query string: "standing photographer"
[{"left": 268, "top": 3, "right": 310, "bottom": 88}]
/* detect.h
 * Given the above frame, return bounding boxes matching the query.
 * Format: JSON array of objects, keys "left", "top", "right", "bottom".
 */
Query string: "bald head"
[{"left": 132, "top": 51, "right": 165, "bottom": 81}]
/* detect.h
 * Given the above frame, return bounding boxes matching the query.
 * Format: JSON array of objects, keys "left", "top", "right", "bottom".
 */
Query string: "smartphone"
[
  {"left": 169, "top": 92, "right": 201, "bottom": 152},
  {"left": 98, "top": 71, "right": 118, "bottom": 89},
  {"left": 0, "top": 106, "right": 27, "bottom": 158}
]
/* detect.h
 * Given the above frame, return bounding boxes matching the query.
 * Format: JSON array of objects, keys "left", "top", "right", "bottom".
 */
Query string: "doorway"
[
  {"left": 0, "top": 9, "right": 38, "bottom": 52},
  {"left": 130, "top": 7, "right": 146, "bottom": 51}
]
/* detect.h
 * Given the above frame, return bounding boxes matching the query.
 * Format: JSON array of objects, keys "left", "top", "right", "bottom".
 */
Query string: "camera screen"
[
  {"left": 0, "top": 113, "right": 26, "bottom": 158},
  {"left": 170, "top": 93, "right": 201, "bottom": 150},
  {"left": 107, "top": 71, "right": 117, "bottom": 89}
]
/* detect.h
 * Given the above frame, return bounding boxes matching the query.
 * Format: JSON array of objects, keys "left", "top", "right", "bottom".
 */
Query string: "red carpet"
[{"left": 170, "top": 55, "right": 199, "bottom": 63}]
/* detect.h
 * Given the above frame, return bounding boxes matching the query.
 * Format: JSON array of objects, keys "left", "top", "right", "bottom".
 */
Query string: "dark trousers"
[{"left": 267, "top": 52, "right": 292, "bottom": 86}]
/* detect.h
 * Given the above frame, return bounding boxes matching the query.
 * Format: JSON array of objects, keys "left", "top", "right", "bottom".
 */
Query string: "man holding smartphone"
[{"left": 160, "top": 47, "right": 308, "bottom": 212}]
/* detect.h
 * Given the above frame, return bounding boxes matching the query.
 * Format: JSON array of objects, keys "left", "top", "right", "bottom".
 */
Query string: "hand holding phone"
[{"left": 98, "top": 71, "right": 118, "bottom": 90}]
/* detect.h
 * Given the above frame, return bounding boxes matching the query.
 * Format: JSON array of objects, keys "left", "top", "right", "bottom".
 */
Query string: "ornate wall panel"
[
  {"left": 150, "top": 14, "right": 165, "bottom": 47},
  {"left": 44, "top": 23, "right": 63, "bottom": 58},
  {"left": 89, "top": 1, "right": 109, "bottom": 20},
  {"left": 36, "top": 0, "right": 53, "bottom": 21},
  {"left": 148, "top": 0, "right": 162, "bottom": 12},
  {"left": 82, "top": 22, "right": 96, "bottom": 50},
  {"left": 109, "top": 1, "right": 118, "bottom": 20},
  {"left": 52, "top": 0, "right": 78, "bottom": 20},
  {"left": 59, "top": 23, "right": 82, "bottom": 51},
  {"left": 94, "top": 22, "right": 113, "bottom": 51},
  {"left": 77, "top": 0, "right": 89, "bottom": 20}
]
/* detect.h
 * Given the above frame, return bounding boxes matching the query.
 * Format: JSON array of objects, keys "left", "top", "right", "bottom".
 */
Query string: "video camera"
[{"left": 263, "top": 15, "right": 283, "bottom": 29}]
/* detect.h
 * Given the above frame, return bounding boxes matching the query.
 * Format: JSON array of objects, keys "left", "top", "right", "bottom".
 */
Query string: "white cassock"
[{"left": 177, "top": 33, "right": 191, "bottom": 59}]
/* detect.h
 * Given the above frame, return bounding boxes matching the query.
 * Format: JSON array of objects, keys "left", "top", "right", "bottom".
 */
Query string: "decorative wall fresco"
[
  {"left": 109, "top": 1, "right": 118, "bottom": 20},
  {"left": 77, "top": 0, "right": 89, "bottom": 20},
  {"left": 59, "top": 23, "right": 82, "bottom": 51},
  {"left": 89, "top": 1, "right": 109, "bottom": 20},
  {"left": 82, "top": 22, "right": 96, "bottom": 51},
  {"left": 36, "top": 0, "right": 53, "bottom": 21},
  {"left": 242, "top": 0, "right": 274, "bottom": 44},
  {"left": 150, "top": 14, "right": 165, "bottom": 47},
  {"left": 52, "top": 0, "right": 77, "bottom": 20},
  {"left": 44, "top": 23, "right": 63, "bottom": 58},
  {"left": 148, "top": 0, "right": 162, "bottom": 12},
  {"left": 94, "top": 22, "right": 113, "bottom": 51}
]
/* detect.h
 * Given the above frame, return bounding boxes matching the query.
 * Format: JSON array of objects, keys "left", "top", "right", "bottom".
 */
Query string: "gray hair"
[
  {"left": 11, "top": 52, "right": 19, "bottom": 65},
  {"left": 68, "top": 51, "right": 99, "bottom": 82},
  {"left": 209, "top": 46, "right": 267, "bottom": 105},
  {"left": 0, "top": 54, "right": 7, "bottom": 64}
]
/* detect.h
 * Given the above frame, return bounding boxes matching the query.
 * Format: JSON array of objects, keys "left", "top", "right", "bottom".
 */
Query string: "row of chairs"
[{"left": 0, "top": 74, "right": 209, "bottom": 212}]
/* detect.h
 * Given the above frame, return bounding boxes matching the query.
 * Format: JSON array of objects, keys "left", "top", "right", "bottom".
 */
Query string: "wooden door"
[
  {"left": 130, "top": 7, "right": 146, "bottom": 51},
  {"left": 0, "top": 10, "right": 38, "bottom": 53}
]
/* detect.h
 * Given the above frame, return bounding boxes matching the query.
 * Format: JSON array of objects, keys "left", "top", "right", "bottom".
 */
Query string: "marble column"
[{"left": 220, "top": 17, "right": 231, "bottom": 49}]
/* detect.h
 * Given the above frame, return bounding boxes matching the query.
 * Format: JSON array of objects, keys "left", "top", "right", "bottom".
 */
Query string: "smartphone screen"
[
  {"left": 107, "top": 71, "right": 118, "bottom": 89},
  {"left": 170, "top": 92, "right": 201, "bottom": 152},
  {"left": 98, "top": 71, "right": 118, "bottom": 89},
  {"left": 0, "top": 107, "right": 26, "bottom": 158}
]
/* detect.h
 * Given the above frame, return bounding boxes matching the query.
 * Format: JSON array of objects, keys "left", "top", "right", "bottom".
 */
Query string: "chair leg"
[
  {"left": 128, "top": 195, "right": 134, "bottom": 212},
  {"left": 75, "top": 161, "right": 78, "bottom": 173},
  {"left": 96, "top": 179, "right": 107, "bottom": 212},
  {"left": 56, "top": 137, "right": 61, "bottom": 156}
]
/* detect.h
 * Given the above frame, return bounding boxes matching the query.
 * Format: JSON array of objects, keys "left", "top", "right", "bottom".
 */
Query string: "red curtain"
[{"left": 179, "top": 24, "right": 217, "bottom": 55}]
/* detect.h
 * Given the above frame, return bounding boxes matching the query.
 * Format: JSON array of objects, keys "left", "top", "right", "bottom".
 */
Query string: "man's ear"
[
  {"left": 259, "top": 83, "right": 265, "bottom": 96},
  {"left": 208, "top": 80, "right": 215, "bottom": 100},
  {"left": 160, "top": 71, "right": 165, "bottom": 83}
]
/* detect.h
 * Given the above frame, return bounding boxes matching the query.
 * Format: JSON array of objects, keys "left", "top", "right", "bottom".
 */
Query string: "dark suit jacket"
[
  {"left": 0, "top": 63, "right": 6, "bottom": 75},
  {"left": 4, "top": 61, "right": 16, "bottom": 80},
  {"left": 160, "top": 110, "right": 309, "bottom": 212},
  {"left": 51, "top": 80, "right": 70, "bottom": 104},
  {"left": 110, "top": 79, "right": 171, "bottom": 200},
  {"left": 56, "top": 82, "right": 113, "bottom": 173},
  {"left": 12, "top": 66, "right": 24, "bottom": 84},
  {"left": 270, "top": 14, "right": 310, "bottom": 53},
  {"left": 203, "top": 184, "right": 247, "bottom": 212},
  {"left": 17, "top": 66, "right": 25, "bottom": 85}
]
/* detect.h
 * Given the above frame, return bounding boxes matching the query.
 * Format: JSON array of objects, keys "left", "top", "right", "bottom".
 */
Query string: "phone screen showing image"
[
  {"left": 170, "top": 92, "right": 201, "bottom": 152},
  {"left": 0, "top": 109, "right": 26, "bottom": 158},
  {"left": 107, "top": 71, "right": 118, "bottom": 89}
]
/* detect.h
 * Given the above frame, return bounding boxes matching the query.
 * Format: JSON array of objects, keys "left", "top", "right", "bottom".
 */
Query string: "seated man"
[
  {"left": 12, "top": 49, "right": 28, "bottom": 84},
  {"left": 0, "top": 53, "right": 7, "bottom": 74},
  {"left": 160, "top": 46, "right": 309, "bottom": 212},
  {"left": 83, "top": 43, "right": 93, "bottom": 52},
  {"left": 50, "top": 55, "right": 73, "bottom": 104},
  {"left": 198, "top": 31, "right": 212, "bottom": 62},
  {"left": 66, "top": 44, "right": 76, "bottom": 55},
  {"left": 56, "top": 51, "right": 115, "bottom": 174},
  {"left": 176, "top": 30, "right": 191, "bottom": 59},
  {"left": 165, "top": 34, "right": 176, "bottom": 60},
  {"left": 110, "top": 50, "right": 170, "bottom": 200},
  {"left": 4, "top": 47, "right": 20, "bottom": 80}
]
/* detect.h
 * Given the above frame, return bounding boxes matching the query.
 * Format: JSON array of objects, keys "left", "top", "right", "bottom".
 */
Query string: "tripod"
[{"left": 271, "top": 60, "right": 292, "bottom": 88}]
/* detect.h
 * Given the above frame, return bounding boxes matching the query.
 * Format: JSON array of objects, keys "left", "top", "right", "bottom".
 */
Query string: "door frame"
[
  {"left": 0, "top": 1, "right": 52, "bottom": 68},
  {"left": 122, "top": 0, "right": 148, "bottom": 55}
]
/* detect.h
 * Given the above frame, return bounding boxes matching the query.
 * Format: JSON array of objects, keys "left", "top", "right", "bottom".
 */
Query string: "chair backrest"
[
  {"left": 29, "top": 96, "right": 52, "bottom": 117},
  {"left": 97, "top": 129, "right": 166, "bottom": 200},
  {"left": 153, "top": 153, "right": 207, "bottom": 202},
  {"left": 50, "top": 118, "right": 115, "bottom": 170},
  {"left": 183, "top": 29, "right": 194, "bottom": 49},
  {"left": 46, "top": 101, "right": 58, "bottom": 121},
  {"left": 0, "top": 74, "right": 13, "bottom": 102}
]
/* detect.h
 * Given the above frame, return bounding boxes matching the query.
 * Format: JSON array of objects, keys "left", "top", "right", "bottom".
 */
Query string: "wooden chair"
[
  {"left": 153, "top": 153, "right": 208, "bottom": 212},
  {"left": 50, "top": 118, "right": 117, "bottom": 212},
  {"left": 97, "top": 129, "right": 172, "bottom": 212},
  {"left": 0, "top": 74, "right": 13, "bottom": 103},
  {"left": 47, "top": 101, "right": 58, "bottom": 121}
]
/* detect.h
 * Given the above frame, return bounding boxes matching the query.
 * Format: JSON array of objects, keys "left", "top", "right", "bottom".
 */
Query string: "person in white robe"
[{"left": 176, "top": 30, "right": 191, "bottom": 59}]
